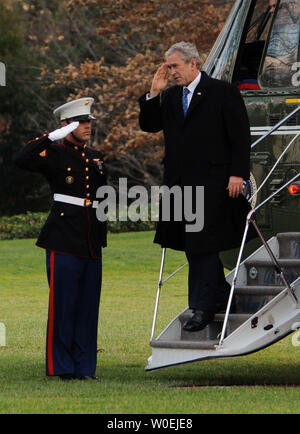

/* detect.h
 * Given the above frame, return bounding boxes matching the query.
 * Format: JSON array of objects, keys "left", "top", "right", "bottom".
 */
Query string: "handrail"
[
  {"left": 249, "top": 132, "right": 300, "bottom": 202},
  {"left": 218, "top": 108, "right": 300, "bottom": 346},
  {"left": 251, "top": 105, "right": 300, "bottom": 150},
  {"left": 150, "top": 248, "right": 166, "bottom": 341},
  {"left": 150, "top": 252, "right": 189, "bottom": 341},
  {"left": 246, "top": 105, "right": 300, "bottom": 214},
  {"left": 218, "top": 171, "right": 300, "bottom": 346}
]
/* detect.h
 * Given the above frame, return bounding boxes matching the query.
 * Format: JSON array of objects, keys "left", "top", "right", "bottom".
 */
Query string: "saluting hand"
[
  {"left": 227, "top": 176, "right": 243, "bottom": 198},
  {"left": 150, "top": 63, "right": 169, "bottom": 98},
  {"left": 48, "top": 121, "right": 79, "bottom": 142}
]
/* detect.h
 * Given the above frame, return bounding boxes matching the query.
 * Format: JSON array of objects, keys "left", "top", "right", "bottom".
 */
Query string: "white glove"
[{"left": 48, "top": 121, "right": 79, "bottom": 142}]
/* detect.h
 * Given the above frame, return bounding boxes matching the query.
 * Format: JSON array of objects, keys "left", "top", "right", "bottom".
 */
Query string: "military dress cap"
[{"left": 53, "top": 97, "right": 96, "bottom": 121}]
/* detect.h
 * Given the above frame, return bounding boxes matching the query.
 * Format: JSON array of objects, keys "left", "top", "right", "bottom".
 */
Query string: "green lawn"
[{"left": 1, "top": 232, "right": 300, "bottom": 414}]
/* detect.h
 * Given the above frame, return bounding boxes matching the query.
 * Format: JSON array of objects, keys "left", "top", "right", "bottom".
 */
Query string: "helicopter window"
[
  {"left": 247, "top": 0, "right": 274, "bottom": 42},
  {"left": 234, "top": 0, "right": 275, "bottom": 90},
  {"left": 211, "top": 1, "right": 251, "bottom": 82},
  {"left": 259, "top": 0, "right": 300, "bottom": 89}
]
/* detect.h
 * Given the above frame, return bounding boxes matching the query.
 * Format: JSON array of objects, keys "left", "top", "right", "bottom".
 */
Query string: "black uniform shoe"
[
  {"left": 183, "top": 310, "right": 214, "bottom": 332},
  {"left": 77, "top": 375, "right": 99, "bottom": 381},
  {"left": 59, "top": 374, "right": 76, "bottom": 381}
]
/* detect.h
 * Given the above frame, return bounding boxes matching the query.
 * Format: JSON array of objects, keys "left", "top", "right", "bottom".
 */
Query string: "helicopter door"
[
  {"left": 232, "top": 0, "right": 300, "bottom": 237},
  {"left": 256, "top": 0, "right": 300, "bottom": 235},
  {"left": 205, "top": 0, "right": 253, "bottom": 81},
  {"left": 255, "top": 0, "right": 300, "bottom": 231},
  {"left": 210, "top": 0, "right": 300, "bottom": 268},
  {"left": 233, "top": 0, "right": 279, "bottom": 234}
]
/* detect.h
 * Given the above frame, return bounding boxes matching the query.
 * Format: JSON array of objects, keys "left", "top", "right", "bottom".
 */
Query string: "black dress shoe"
[
  {"left": 59, "top": 374, "right": 76, "bottom": 381},
  {"left": 77, "top": 375, "right": 99, "bottom": 381},
  {"left": 183, "top": 310, "right": 214, "bottom": 332}
]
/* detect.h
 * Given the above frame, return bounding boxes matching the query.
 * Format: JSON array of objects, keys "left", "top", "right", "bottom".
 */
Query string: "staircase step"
[
  {"left": 179, "top": 312, "right": 251, "bottom": 324},
  {"left": 244, "top": 258, "right": 300, "bottom": 286},
  {"left": 179, "top": 312, "right": 251, "bottom": 341},
  {"left": 234, "top": 285, "right": 284, "bottom": 313},
  {"left": 245, "top": 259, "right": 300, "bottom": 267},
  {"left": 235, "top": 285, "right": 284, "bottom": 295},
  {"left": 214, "top": 313, "right": 251, "bottom": 322},
  {"left": 150, "top": 339, "right": 218, "bottom": 350},
  {"left": 277, "top": 232, "right": 300, "bottom": 259}
]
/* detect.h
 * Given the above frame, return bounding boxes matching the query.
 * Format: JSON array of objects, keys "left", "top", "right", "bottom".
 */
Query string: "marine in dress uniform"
[{"left": 14, "top": 98, "right": 107, "bottom": 380}]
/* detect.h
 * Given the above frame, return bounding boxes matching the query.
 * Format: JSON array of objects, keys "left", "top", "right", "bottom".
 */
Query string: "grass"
[{"left": 1, "top": 232, "right": 300, "bottom": 414}]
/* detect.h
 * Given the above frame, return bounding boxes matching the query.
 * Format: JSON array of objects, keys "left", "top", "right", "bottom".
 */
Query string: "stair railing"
[
  {"left": 150, "top": 249, "right": 188, "bottom": 341},
  {"left": 250, "top": 105, "right": 300, "bottom": 149},
  {"left": 218, "top": 106, "right": 300, "bottom": 346},
  {"left": 218, "top": 172, "right": 300, "bottom": 346},
  {"left": 249, "top": 132, "right": 300, "bottom": 203}
]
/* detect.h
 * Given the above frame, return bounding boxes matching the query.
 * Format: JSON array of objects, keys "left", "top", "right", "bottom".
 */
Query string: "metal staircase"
[{"left": 146, "top": 232, "right": 300, "bottom": 371}]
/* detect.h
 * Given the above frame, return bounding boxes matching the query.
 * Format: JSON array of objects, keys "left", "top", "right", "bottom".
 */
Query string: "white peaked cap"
[{"left": 53, "top": 97, "right": 96, "bottom": 121}]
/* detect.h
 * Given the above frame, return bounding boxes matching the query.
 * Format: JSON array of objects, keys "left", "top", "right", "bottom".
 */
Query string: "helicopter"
[
  {"left": 208, "top": 0, "right": 300, "bottom": 268},
  {"left": 146, "top": 0, "right": 300, "bottom": 371}
]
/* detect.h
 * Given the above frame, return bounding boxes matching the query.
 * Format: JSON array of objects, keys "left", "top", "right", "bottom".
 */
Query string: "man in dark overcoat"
[
  {"left": 14, "top": 98, "right": 106, "bottom": 380},
  {"left": 139, "top": 42, "right": 252, "bottom": 331}
]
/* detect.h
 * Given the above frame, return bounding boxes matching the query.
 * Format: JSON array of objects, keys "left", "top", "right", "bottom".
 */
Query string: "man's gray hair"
[{"left": 165, "top": 42, "right": 201, "bottom": 69}]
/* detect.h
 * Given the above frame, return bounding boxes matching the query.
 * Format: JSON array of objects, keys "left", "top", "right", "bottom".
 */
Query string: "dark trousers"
[
  {"left": 45, "top": 250, "right": 102, "bottom": 377},
  {"left": 185, "top": 252, "right": 230, "bottom": 312}
]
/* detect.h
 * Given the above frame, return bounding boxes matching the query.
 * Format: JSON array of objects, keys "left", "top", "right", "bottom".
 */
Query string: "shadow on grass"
[
  {"left": 96, "top": 353, "right": 300, "bottom": 388},
  {"left": 2, "top": 352, "right": 300, "bottom": 392},
  {"left": 152, "top": 358, "right": 300, "bottom": 387}
]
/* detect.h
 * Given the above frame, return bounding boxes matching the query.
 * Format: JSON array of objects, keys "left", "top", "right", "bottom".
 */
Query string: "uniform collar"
[{"left": 63, "top": 139, "right": 87, "bottom": 151}]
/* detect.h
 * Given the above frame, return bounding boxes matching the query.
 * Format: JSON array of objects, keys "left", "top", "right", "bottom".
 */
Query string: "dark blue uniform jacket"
[{"left": 14, "top": 134, "right": 107, "bottom": 258}]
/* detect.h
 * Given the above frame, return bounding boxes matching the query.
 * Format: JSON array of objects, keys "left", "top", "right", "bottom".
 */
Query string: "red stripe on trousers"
[{"left": 47, "top": 251, "right": 55, "bottom": 376}]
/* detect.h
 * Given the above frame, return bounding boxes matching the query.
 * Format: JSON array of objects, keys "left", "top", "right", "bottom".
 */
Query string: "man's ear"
[
  {"left": 61, "top": 121, "right": 68, "bottom": 127},
  {"left": 190, "top": 58, "right": 197, "bottom": 69}
]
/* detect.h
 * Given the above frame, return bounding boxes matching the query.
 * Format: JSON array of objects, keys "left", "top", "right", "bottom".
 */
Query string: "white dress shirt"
[{"left": 183, "top": 72, "right": 201, "bottom": 108}]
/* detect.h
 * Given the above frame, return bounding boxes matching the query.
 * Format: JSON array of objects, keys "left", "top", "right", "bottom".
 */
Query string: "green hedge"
[{"left": 0, "top": 211, "right": 156, "bottom": 240}]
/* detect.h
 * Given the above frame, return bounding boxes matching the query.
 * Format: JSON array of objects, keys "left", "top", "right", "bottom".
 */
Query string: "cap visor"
[{"left": 65, "top": 114, "right": 96, "bottom": 122}]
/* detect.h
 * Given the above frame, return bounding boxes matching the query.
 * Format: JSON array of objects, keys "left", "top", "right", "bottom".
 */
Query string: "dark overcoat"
[
  {"left": 139, "top": 71, "right": 253, "bottom": 254},
  {"left": 14, "top": 135, "right": 107, "bottom": 258}
]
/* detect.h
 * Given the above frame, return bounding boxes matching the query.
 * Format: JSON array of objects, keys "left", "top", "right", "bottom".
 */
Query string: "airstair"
[
  {"left": 146, "top": 106, "right": 300, "bottom": 372},
  {"left": 147, "top": 232, "right": 300, "bottom": 370}
]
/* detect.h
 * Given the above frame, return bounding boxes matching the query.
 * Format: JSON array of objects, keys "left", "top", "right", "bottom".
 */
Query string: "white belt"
[{"left": 53, "top": 193, "right": 98, "bottom": 208}]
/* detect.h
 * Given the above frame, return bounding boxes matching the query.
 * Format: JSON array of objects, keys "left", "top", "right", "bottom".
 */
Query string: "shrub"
[
  {"left": 0, "top": 211, "right": 155, "bottom": 240},
  {"left": 0, "top": 212, "right": 48, "bottom": 240}
]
